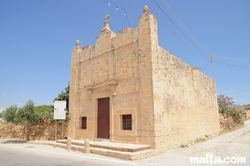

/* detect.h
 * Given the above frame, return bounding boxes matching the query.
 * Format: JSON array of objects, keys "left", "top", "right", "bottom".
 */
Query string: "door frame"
[{"left": 91, "top": 90, "right": 113, "bottom": 141}]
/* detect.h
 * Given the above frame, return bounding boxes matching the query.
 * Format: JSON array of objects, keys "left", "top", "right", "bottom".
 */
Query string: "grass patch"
[
  {"left": 195, "top": 138, "right": 206, "bottom": 143},
  {"left": 180, "top": 144, "right": 188, "bottom": 148}
]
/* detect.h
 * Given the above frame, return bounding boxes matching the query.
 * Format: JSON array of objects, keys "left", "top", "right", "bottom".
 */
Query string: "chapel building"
[{"left": 68, "top": 6, "right": 220, "bottom": 153}]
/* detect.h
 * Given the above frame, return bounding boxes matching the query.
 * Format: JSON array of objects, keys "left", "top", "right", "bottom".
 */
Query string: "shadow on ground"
[{"left": 0, "top": 139, "right": 27, "bottom": 144}]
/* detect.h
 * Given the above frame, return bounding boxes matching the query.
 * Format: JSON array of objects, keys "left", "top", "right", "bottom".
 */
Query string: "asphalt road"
[
  {"left": 0, "top": 142, "right": 136, "bottom": 166},
  {"left": 1, "top": 120, "right": 250, "bottom": 166}
]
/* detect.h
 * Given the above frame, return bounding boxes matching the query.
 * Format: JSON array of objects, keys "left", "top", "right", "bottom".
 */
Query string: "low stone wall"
[{"left": 0, "top": 118, "right": 68, "bottom": 140}]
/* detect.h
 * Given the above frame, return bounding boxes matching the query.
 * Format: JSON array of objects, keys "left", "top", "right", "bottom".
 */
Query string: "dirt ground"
[{"left": 137, "top": 120, "right": 250, "bottom": 165}]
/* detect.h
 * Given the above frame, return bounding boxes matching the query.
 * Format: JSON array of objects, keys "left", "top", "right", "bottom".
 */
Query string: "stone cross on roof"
[{"left": 104, "top": 14, "right": 110, "bottom": 23}]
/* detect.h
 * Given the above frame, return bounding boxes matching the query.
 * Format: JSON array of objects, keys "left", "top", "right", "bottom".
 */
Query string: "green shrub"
[
  {"left": 180, "top": 144, "right": 188, "bottom": 148},
  {"left": 2, "top": 105, "right": 19, "bottom": 124},
  {"left": 225, "top": 109, "right": 242, "bottom": 124}
]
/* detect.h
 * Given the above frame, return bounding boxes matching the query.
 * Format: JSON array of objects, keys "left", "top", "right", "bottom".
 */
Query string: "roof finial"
[
  {"left": 102, "top": 14, "right": 110, "bottom": 31},
  {"left": 143, "top": 5, "right": 149, "bottom": 14},
  {"left": 104, "top": 14, "right": 110, "bottom": 23},
  {"left": 76, "top": 40, "right": 80, "bottom": 48}
]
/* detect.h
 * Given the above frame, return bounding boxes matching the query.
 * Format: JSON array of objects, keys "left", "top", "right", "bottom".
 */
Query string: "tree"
[
  {"left": 2, "top": 105, "right": 19, "bottom": 124},
  {"left": 2, "top": 100, "right": 63, "bottom": 140},
  {"left": 34, "top": 105, "right": 54, "bottom": 123},
  {"left": 54, "top": 83, "right": 69, "bottom": 110},
  {"left": 217, "top": 94, "right": 242, "bottom": 124},
  {"left": 16, "top": 100, "right": 40, "bottom": 140},
  {"left": 17, "top": 100, "right": 39, "bottom": 124},
  {"left": 217, "top": 94, "right": 236, "bottom": 114}
]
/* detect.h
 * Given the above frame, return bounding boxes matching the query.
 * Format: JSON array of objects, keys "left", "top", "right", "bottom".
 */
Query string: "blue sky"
[{"left": 0, "top": 0, "right": 249, "bottom": 111}]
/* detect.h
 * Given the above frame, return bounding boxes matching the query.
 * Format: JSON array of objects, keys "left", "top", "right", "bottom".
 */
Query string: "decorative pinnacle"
[
  {"left": 143, "top": 5, "right": 149, "bottom": 13},
  {"left": 76, "top": 40, "right": 80, "bottom": 48}
]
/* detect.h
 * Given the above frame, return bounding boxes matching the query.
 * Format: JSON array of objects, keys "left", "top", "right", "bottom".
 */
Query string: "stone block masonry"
[
  {"left": 68, "top": 5, "right": 220, "bottom": 154},
  {"left": 0, "top": 118, "right": 68, "bottom": 140}
]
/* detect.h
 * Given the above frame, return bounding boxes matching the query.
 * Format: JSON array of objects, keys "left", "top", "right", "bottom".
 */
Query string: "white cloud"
[{"left": 1, "top": 94, "right": 6, "bottom": 96}]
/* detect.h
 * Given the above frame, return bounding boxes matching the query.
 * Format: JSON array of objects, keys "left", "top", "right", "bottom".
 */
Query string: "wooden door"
[{"left": 97, "top": 97, "right": 110, "bottom": 139}]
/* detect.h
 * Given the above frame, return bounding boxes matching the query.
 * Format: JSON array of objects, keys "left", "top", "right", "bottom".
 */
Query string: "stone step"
[
  {"left": 52, "top": 141, "right": 155, "bottom": 160},
  {"left": 90, "top": 142, "right": 150, "bottom": 153},
  {"left": 29, "top": 140, "right": 155, "bottom": 160},
  {"left": 56, "top": 139, "right": 150, "bottom": 152},
  {"left": 31, "top": 141, "right": 66, "bottom": 149},
  {"left": 53, "top": 142, "right": 66, "bottom": 149},
  {"left": 90, "top": 147, "right": 155, "bottom": 160}
]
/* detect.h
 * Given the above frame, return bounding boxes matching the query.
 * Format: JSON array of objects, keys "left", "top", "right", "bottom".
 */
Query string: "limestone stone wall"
[
  {"left": 68, "top": 10, "right": 157, "bottom": 147},
  {"left": 0, "top": 118, "right": 67, "bottom": 140},
  {"left": 68, "top": 6, "right": 220, "bottom": 152},
  {"left": 152, "top": 47, "right": 220, "bottom": 153}
]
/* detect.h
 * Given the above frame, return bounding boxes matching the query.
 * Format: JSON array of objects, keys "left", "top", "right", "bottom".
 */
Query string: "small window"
[
  {"left": 81, "top": 117, "right": 87, "bottom": 129},
  {"left": 122, "top": 114, "right": 132, "bottom": 130}
]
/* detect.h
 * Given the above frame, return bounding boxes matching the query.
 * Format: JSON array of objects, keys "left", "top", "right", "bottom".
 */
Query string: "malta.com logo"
[{"left": 190, "top": 154, "right": 246, "bottom": 164}]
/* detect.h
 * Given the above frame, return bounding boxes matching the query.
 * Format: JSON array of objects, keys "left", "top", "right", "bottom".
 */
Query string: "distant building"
[{"left": 68, "top": 6, "right": 220, "bottom": 154}]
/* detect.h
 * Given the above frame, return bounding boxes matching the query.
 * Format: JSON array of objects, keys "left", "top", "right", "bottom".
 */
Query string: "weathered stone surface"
[
  {"left": 0, "top": 118, "right": 68, "bottom": 140},
  {"left": 68, "top": 6, "right": 220, "bottom": 154}
]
